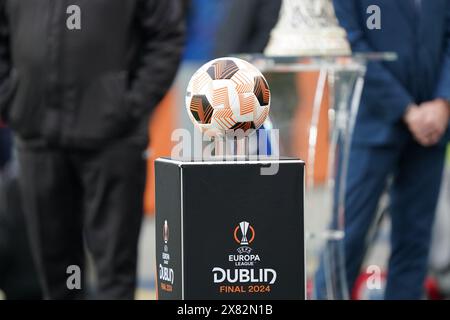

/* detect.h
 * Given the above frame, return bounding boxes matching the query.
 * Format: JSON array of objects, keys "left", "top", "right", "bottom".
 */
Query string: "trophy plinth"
[
  {"left": 154, "top": 157, "right": 305, "bottom": 300},
  {"left": 154, "top": 58, "right": 305, "bottom": 300}
]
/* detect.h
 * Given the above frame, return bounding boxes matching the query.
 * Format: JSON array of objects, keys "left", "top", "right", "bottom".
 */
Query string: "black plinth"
[{"left": 155, "top": 157, "right": 305, "bottom": 300}]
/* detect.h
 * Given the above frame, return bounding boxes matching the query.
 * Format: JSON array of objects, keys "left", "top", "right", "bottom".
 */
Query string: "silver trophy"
[
  {"left": 239, "top": 221, "right": 250, "bottom": 245},
  {"left": 265, "top": 0, "right": 351, "bottom": 56}
]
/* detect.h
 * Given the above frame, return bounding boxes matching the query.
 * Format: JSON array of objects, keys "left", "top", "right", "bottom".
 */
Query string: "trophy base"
[{"left": 265, "top": 31, "right": 351, "bottom": 57}]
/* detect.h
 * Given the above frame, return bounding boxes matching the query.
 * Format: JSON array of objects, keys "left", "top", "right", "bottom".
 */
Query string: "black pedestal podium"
[{"left": 155, "top": 158, "right": 305, "bottom": 300}]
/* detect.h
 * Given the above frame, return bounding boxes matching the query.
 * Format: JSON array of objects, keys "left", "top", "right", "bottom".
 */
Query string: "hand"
[
  {"left": 404, "top": 100, "right": 449, "bottom": 146},
  {"left": 404, "top": 104, "right": 430, "bottom": 146},
  {"left": 419, "top": 99, "right": 450, "bottom": 144}
]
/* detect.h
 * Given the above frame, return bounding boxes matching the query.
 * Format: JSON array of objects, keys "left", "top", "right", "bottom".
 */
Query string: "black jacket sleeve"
[{"left": 128, "top": 0, "right": 186, "bottom": 119}]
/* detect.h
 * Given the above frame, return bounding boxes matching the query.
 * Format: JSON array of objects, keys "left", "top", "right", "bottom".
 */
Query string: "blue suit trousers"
[{"left": 316, "top": 139, "right": 446, "bottom": 299}]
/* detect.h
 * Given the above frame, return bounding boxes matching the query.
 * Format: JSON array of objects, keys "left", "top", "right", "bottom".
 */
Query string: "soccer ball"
[{"left": 186, "top": 57, "right": 270, "bottom": 137}]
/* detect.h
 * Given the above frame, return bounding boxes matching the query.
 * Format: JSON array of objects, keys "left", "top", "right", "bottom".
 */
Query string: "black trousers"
[{"left": 17, "top": 140, "right": 146, "bottom": 300}]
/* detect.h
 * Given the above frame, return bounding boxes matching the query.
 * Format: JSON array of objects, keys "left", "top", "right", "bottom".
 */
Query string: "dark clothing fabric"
[
  {"left": 17, "top": 140, "right": 146, "bottom": 300},
  {"left": 0, "top": 0, "right": 184, "bottom": 299},
  {"left": 0, "top": 0, "right": 185, "bottom": 148},
  {"left": 333, "top": 0, "right": 450, "bottom": 146},
  {"left": 315, "top": 139, "right": 446, "bottom": 299},
  {"left": 314, "top": 0, "right": 450, "bottom": 299},
  {"left": 0, "top": 126, "right": 11, "bottom": 169},
  {"left": 0, "top": 175, "right": 42, "bottom": 299},
  {"left": 214, "top": 0, "right": 281, "bottom": 56}
]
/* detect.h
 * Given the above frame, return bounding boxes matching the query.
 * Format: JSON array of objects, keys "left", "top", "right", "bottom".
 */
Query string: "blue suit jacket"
[{"left": 333, "top": 0, "right": 450, "bottom": 145}]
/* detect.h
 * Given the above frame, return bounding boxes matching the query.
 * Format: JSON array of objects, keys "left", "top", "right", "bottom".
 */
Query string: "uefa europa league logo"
[{"left": 234, "top": 221, "right": 255, "bottom": 246}]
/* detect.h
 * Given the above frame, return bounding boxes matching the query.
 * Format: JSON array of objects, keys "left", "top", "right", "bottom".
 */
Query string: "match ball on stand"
[{"left": 186, "top": 57, "right": 271, "bottom": 137}]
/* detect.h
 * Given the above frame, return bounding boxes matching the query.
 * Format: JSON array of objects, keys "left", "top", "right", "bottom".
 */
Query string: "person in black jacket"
[
  {"left": 0, "top": 0, "right": 185, "bottom": 299},
  {"left": 214, "top": 0, "right": 281, "bottom": 56}
]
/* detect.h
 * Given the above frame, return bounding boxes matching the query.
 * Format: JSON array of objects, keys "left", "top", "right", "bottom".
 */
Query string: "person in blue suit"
[{"left": 316, "top": 0, "right": 450, "bottom": 299}]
